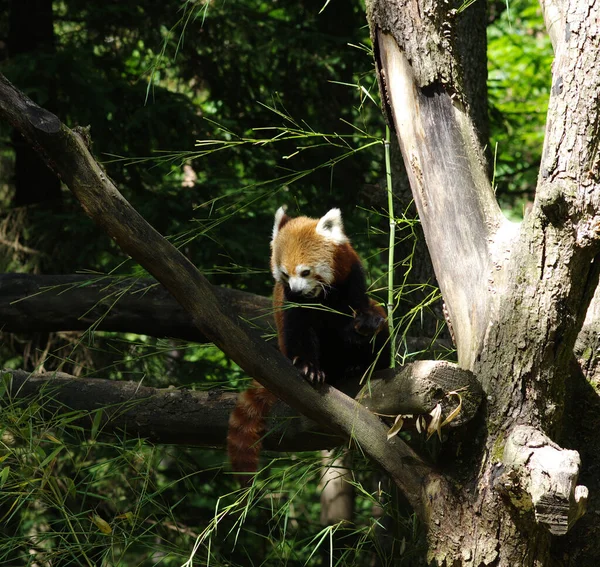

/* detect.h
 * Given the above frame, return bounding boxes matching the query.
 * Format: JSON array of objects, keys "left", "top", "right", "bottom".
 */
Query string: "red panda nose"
[{"left": 288, "top": 278, "right": 304, "bottom": 294}]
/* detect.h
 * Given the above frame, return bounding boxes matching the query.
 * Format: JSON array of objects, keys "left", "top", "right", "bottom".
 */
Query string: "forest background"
[{"left": 0, "top": 0, "right": 552, "bottom": 565}]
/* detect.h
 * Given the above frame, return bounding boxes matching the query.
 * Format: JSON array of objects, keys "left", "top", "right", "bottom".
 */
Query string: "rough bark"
[
  {"left": 366, "top": 0, "right": 599, "bottom": 564},
  {"left": 498, "top": 426, "right": 587, "bottom": 536},
  {"left": 0, "top": 361, "right": 480, "bottom": 451},
  {"left": 0, "top": 71, "right": 444, "bottom": 519},
  {"left": 0, "top": 273, "right": 274, "bottom": 342}
]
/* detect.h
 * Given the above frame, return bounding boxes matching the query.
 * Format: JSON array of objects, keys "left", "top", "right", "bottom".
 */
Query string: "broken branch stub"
[
  {"left": 497, "top": 425, "right": 587, "bottom": 535},
  {"left": 359, "top": 360, "right": 483, "bottom": 427}
]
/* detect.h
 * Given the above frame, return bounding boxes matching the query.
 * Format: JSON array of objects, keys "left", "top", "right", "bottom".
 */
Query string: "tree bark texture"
[
  {"left": 0, "top": 361, "right": 480, "bottom": 453},
  {"left": 367, "top": 0, "right": 600, "bottom": 564},
  {"left": 0, "top": 71, "right": 444, "bottom": 519},
  {"left": 0, "top": 273, "right": 452, "bottom": 358}
]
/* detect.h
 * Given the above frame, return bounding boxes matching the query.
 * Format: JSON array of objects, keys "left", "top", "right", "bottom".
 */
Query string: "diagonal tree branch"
[{"left": 0, "top": 72, "right": 447, "bottom": 520}]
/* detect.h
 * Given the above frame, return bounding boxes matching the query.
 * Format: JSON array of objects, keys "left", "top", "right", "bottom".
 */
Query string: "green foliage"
[
  {"left": 488, "top": 0, "right": 553, "bottom": 217},
  {"left": 0, "top": 377, "right": 228, "bottom": 565},
  {"left": 0, "top": 376, "right": 422, "bottom": 565},
  {"left": 0, "top": 0, "right": 554, "bottom": 564}
]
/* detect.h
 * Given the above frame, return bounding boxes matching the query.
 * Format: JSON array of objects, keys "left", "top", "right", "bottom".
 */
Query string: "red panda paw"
[
  {"left": 292, "top": 357, "right": 326, "bottom": 385},
  {"left": 353, "top": 310, "right": 386, "bottom": 337}
]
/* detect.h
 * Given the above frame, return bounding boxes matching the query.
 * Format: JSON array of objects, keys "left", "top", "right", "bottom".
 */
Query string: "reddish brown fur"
[
  {"left": 271, "top": 216, "right": 336, "bottom": 277},
  {"left": 273, "top": 282, "right": 286, "bottom": 355},
  {"left": 228, "top": 210, "right": 371, "bottom": 479},
  {"left": 227, "top": 382, "right": 277, "bottom": 480},
  {"left": 333, "top": 243, "right": 360, "bottom": 283}
]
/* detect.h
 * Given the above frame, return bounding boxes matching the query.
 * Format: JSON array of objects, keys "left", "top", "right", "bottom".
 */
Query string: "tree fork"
[{"left": 366, "top": 0, "right": 597, "bottom": 563}]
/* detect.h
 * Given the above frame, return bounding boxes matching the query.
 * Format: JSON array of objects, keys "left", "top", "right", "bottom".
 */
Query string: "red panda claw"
[{"left": 292, "top": 358, "right": 325, "bottom": 385}]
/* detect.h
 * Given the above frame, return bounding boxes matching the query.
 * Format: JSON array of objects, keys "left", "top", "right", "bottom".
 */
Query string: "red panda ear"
[
  {"left": 316, "top": 208, "right": 348, "bottom": 244},
  {"left": 272, "top": 206, "right": 291, "bottom": 243}
]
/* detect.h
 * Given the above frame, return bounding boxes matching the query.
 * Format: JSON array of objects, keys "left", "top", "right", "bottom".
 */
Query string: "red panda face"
[{"left": 270, "top": 207, "right": 349, "bottom": 298}]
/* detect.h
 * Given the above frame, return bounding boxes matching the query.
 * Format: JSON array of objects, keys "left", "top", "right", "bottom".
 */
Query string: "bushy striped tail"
[{"left": 227, "top": 381, "right": 277, "bottom": 482}]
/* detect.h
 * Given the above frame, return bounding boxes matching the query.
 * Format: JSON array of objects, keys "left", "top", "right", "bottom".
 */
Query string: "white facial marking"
[
  {"left": 283, "top": 264, "right": 322, "bottom": 297},
  {"left": 315, "top": 208, "right": 348, "bottom": 245},
  {"left": 273, "top": 265, "right": 289, "bottom": 282},
  {"left": 296, "top": 264, "right": 311, "bottom": 277},
  {"left": 288, "top": 276, "right": 310, "bottom": 294},
  {"left": 314, "top": 262, "right": 334, "bottom": 285}
]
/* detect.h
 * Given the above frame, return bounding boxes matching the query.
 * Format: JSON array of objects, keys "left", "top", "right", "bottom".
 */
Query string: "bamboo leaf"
[{"left": 91, "top": 514, "right": 112, "bottom": 535}]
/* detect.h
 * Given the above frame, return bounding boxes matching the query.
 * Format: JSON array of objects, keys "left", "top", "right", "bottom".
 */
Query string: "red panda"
[{"left": 227, "top": 207, "right": 390, "bottom": 479}]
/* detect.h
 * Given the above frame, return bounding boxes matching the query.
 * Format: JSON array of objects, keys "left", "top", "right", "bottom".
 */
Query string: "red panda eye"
[{"left": 300, "top": 269, "right": 311, "bottom": 277}]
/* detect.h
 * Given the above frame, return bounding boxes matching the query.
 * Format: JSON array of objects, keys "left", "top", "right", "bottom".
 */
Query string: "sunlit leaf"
[
  {"left": 427, "top": 403, "right": 443, "bottom": 440},
  {"left": 0, "top": 467, "right": 10, "bottom": 488},
  {"left": 387, "top": 414, "right": 404, "bottom": 439},
  {"left": 441, "top": 391, "right": 463, "bottom": 427}
]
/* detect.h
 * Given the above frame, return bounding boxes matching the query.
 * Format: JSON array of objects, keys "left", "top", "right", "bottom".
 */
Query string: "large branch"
[
  {"left": 0, "top": 273, "right": 274, "bottom": 342},
  {"left": 476, "top": 0, "right": 600, "bottom": 410},
  {"left": 1, "top": 361, "right": 482, "bottom": 449},
  {"left": 366, "top": 4, "right": 518, "bottom": 368},
  {"left": 2, "top": 369, "right": 323, "bottom": 451},
  {"left": 0, "top": 72, "right": 445, "bottom": 520},
  {"left": 0, "top": 273, "right": 451, "bottom": 357}
]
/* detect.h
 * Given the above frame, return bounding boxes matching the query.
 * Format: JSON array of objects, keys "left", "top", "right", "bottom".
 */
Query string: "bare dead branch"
[
  {"left": 497, "top": 425, "right": 587, "bottom": 535},
  {"left": 1, "top": 362, "right": 481, "bottom": 450},
  {"left": 0, "top": 72, "right": 443, "bottom": 519},
  {"left": 1, "top": 369, "right": 327, "bottom": 451},
  {"left": 0, "top": 273, "right": 274, "bottom": 342}
]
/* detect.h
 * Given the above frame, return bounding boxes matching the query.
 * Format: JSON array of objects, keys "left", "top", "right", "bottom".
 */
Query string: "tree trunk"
[
  {"left": 367, "top": 0, "right": 598, "bottom": 564},
  {"left": 2, "top": 0, "right": 599, "bottom": 561}
]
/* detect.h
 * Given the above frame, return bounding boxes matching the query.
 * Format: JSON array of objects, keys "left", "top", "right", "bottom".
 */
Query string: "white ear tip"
[
  {"left": 274, "top": 206, "right": 287, "bottom": 223},
  {"left": 322, "top": 208, "right": 341, "bottom": 221},
  {"left": 272, "top": 206, "right": 289, "bottom": 242},
  {"left": 316, "top": 208, "right": 348, "bottom": 244}
]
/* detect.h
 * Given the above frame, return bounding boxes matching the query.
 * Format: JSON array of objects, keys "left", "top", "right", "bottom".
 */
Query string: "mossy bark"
[{"left": 367, "top": 0, "right": 600, "bottom": 564}]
